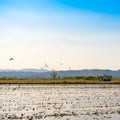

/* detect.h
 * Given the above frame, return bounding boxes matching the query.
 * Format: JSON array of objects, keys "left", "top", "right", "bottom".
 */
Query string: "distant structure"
[{"left": 99, "top": 74, "right": 112, "bottom": 81}]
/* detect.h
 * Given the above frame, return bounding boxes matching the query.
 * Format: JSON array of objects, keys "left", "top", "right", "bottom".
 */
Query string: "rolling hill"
[{"left": 0, "top": 69, "right": 120, "bottom": 78}]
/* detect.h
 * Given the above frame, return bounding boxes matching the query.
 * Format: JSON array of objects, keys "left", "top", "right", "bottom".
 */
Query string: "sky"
[{"left": 0, "top": 0, "right": 120, "bottom": 70}]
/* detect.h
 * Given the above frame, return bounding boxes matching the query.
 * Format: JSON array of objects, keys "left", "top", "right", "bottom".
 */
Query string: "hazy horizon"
[
  {"left": 0, "top": 68, "right": 120, "bottom": 71},
  {"left": 0, "top": 0, "right": 120, "bottom": 70}
]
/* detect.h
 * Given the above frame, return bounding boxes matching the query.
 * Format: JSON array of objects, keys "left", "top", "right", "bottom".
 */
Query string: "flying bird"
[
  {"left": 69, "top": 67, "right": 71, "bottom": 70},
  {"left": 9, "top": 58, "right": 14, "bottom": 61},
  {"left": 44, "top": 63, "right": 49, "bottom": 68},
  {"left": 60, "top": 63, "right": 63, "bottom": 65}
]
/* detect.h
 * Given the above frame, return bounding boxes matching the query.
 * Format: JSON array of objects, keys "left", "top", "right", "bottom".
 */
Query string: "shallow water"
[{"left": 0, "top": 84, "right": 120, "bottom": 120}]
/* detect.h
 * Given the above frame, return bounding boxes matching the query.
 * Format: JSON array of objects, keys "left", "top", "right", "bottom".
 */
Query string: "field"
[
  {"left": 0, "top": 84, "right": 120, "bottom": 120},
  {"left": 0, "top": 77, "right": 120, "bottom": 84}
]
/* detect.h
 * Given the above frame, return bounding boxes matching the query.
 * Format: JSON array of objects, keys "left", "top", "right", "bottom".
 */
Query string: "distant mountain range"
[{"left": 0, "top": 69, "right": 120, "bottom": 78}]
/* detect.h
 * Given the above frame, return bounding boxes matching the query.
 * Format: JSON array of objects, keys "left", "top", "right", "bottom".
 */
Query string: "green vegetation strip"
[{"left": 0, "top": 78, "right": 120, "bottom": 84}]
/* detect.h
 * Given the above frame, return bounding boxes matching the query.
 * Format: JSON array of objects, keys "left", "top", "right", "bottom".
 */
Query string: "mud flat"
[{"left": 0, "top": 84, "right": 120, "bottom": 120}]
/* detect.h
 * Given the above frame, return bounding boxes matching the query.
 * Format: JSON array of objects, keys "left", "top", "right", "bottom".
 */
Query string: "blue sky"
[{"left": 0, "top": 0, "right": 120, "bottom": 70}]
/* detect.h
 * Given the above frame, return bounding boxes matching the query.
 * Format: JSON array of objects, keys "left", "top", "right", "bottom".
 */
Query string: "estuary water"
[{"left": 0, "top": 84, "right": 120, "bottom": 120}]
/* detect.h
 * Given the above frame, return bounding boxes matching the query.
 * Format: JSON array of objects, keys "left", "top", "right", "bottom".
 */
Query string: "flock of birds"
[{"left": 8, "top": 57, "right": 71, "bottom": 71}]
